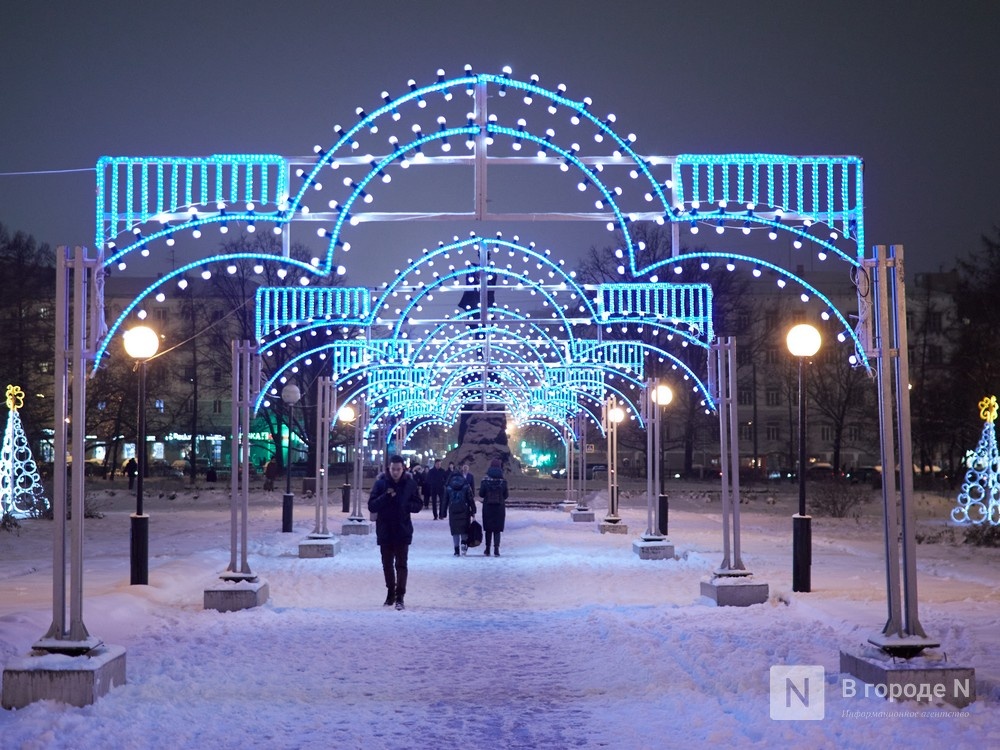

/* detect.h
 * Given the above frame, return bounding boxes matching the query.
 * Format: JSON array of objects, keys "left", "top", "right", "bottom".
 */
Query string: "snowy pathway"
[{"left": 1, "top": 495, "right": 998, "bottom": 748}]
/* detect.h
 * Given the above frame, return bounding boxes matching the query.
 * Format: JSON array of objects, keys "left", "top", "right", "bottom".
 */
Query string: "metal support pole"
[
  {"left": 867, "top": 245, "right": 936, "bottom": 653},
  {"left": 43, "top": 246, "right": 70, "bottom": 643},
  {"left": 576, "top": 413, "right": 588, "bottom": 509},
  {"left": 570, "top": 428, "right": 575, "bottom": 501},
  {"left": 713, "top": 342, "right": 732, "bottom": 571},
  {"left": 712, "top": 337, "right": 748, "bottom": 576},
  {"left": 349, "top": 399, "right": 367, "bottom": 521},
  {"left": 645, "top": 380, "right": 655, "bottom": 537},
  {"left": 225, "top": 341, "right": 258, "bottom": 580},
  {"left": 312, "top": 378, "right": 333, "bottom": 537},
  {"left": 37, "top": 246, "right": 100, "bottom": 652}
]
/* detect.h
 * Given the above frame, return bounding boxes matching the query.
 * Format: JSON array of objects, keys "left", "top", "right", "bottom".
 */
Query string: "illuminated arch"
[{"left": 92, "top": 67, "right": 869, "bottom": 469}]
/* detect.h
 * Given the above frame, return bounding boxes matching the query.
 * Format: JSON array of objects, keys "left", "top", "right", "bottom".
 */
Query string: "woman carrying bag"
[{"left": 442, "top": 470, "right": 476, "bottom": 556}]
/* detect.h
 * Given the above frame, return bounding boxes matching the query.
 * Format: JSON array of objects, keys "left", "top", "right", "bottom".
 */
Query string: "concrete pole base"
[
  {"left": 840, "top": 646, "right": 975, "bottom": 708},
  {"left": 700, "top": 576, "right": 769, "bottom": 606},
  {"left": 598, "top": 521, "right": 628, "bottom": 534},
  {"left": 570, "top": 509, "right": 595, "bottom": 522},
  {"left": 632, "top": 538, "right": 675, "bottom": 560},
  {"left": 298, "top": 537, "right": 342, "bottom": 558},
  {"left": 341, "top": 519, "right": 372, "bottom": 535},
  {"left": 2, "top": 644, "right": 126, "bottom": 709},
  {"left": 204, "top": 579, "right": 269, "bottom": 612}
]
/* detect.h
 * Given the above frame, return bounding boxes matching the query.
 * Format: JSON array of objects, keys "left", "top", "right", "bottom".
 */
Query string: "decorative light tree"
[
  {"left": 1, "top": 384, "right": 49, "bottom": 522},
  {"left": 952, "top": 396, "right": 1000, "bottom": 526}
]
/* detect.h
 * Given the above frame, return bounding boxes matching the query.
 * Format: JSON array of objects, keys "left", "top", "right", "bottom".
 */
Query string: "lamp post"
[
  {"left": 123, "top": 325, "right": 159, "bottom": 585},
  {"left": 786, "top": 323, "right": 821, "bottom": 592},
  {"left": 281, "top": 383, "right": 301, "bottom": 533},
  {"left": 605, "top": 399, "right": 625, "bottom": 523},
  {"left": 648, "top": 381, "right": 673, "bottom": 538},
  {"left": 338, "top": 405, "right": 356, "bottom": 513}
]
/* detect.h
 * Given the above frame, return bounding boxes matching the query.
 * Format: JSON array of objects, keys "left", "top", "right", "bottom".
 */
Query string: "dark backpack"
[
  {"left": 447, "top": 484, "right": 468, "bottom": 512},
  {"left": 483, "top": 479, "right": 504, "bottom": 505}
]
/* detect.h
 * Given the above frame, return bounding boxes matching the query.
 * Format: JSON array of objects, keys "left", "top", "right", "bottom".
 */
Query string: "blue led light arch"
[{"left": 93, "top": 66, "right": 869, "bottom": 454}]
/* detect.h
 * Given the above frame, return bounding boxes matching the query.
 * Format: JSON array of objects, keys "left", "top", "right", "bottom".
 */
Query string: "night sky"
[{"left": 1, "top": 0, "right": 997, "bottom": 276}]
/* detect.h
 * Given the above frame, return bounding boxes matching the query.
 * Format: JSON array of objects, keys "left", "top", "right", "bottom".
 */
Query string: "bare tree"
[
  {"left": 0, "top": 223, "right": 55, "bottom": 450},
  {"left": 575, "top": 223, "right": 752, "bottom": 477}
]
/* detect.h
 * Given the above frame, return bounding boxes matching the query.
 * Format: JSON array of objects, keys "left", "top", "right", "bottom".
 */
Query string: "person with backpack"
[
  {"left": 478, "top": 458, "right": 509, "bottom": 556},
  {"left": 441, "top": 470, "right": 476, "bottom": 556},
  {"left": 367, "top": 455, "right": 423, "bottom": 610}
]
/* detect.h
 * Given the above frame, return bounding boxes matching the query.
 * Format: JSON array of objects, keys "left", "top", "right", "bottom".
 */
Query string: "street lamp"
[
  {"left": 786, "top": 322, "right": 822, "bottom": 592},
  {"left": 646, "top": 381, "right": 673, "bottom": 538},
  {"left": 338, "top": 405, "right": 356, "bottom": 514},
  {"left": 123, "top": 324, "right": 159, "bottom": 585},
  {"left": 281, "top": 383, "right": 301, "bottom": 533},
  {"left": 606, "top": 400, "right": 625, "bottom": 523}
]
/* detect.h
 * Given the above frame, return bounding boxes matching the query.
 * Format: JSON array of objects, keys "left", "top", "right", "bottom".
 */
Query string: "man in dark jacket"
[
  {"left": 368, "top": 455, "right": 423, "bottom": 610},
  {"left": 424, "top": 458, "right": 447, "bottom": 520}
]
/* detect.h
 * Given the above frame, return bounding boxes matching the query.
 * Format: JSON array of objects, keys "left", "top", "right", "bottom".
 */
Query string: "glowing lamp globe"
[
  {"left": 652, "top": 384, "right": 673, "bottom": 406},
  {"left": 786, "top": 324, "right": 821, "bottom": 358},
  {"left": 281, "top": 383, "right": 301, "bottom": 405},
  {"left": 338, "top": 405, "right": 356, "bottom": 423},
  {"left": 608, "top": 406, "right": 625, "bottom": 424},
  {"left": 123, "top": 326, "right": 159, "bottom": 360}
]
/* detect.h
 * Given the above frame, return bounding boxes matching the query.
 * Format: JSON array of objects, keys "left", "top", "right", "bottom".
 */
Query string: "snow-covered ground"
[{"left": 1, "top": 483, "right": 998, "bottom": 749}]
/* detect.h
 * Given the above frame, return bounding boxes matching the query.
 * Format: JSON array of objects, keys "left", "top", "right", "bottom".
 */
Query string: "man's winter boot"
[
  {"left": 494, "top": 547, "right": 500, "bottom": 557},
  {"left": 484, "top": 547, "right": 491, "bottom": 556},
  {"left": 454, "top": 546, "right": 460, "bottom": 556},
  {"left": 383, "top": 588, "right": 395, "bottom": 606}
]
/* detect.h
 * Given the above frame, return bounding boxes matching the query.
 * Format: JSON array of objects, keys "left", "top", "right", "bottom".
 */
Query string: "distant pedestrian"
[
  {"left": 368, "top": 455, "right": 423, "bottom": 610},
  {"left": 410, "top": 461, "right": 425, "bottom": 506},
  {"left": 263, "top": 458, "right": 279, "bottom": 492},
  {"left": 124, "top": 457, "right": 138, "bottom": 490},
  {"left": 425, "top": 458, "right": 447, "bottom": 519},
  {"left": 460, "top": 462, "right": 474, "bottom": 489},
  {"left": 478, "top": 458, "right": 509, "bottom": 556},
  {"left": 442, "top": 471, "right": 476, "bottom": 556}
]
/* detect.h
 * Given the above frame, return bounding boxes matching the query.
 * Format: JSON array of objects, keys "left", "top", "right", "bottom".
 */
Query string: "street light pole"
[
  {"left": 787, "top": 323, "right": 821, "bottom": 593},
  {"left": 651, "top": 381, "right": 673, "bottom": 538},
  {"left": 605, "top": 398, "right": 625, "bottom": 524},
  {"left": 281, "top": 383, "right": 301, "bottom": 533},
  {"left": 123, "top": 325, "right": 159, "bottom": 586}
]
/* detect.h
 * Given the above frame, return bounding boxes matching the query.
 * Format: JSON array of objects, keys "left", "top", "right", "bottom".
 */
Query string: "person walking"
[
  {"left": 425, "top": 458, "right": 447, "bottom": 520},
  {"left": 368, "top": 455, "right": 423, "bottom": 610},
  {"left": 441, "top": 470, "right": 476, "bottom": 556},
  {"left": 478, "top": 458, "right": 509, "bottom": 556},
  {"left": 263, "top": 457, "right": 279, "bottom": 492},
  {"left": 124, "top": 457, "right": 138, "bottom": 491},
  {"left": 460, "top": 462, "right": 474, "bottom": 489},
  {"left": 410, "top": 461, "right": 425, "bottom": 508}
]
